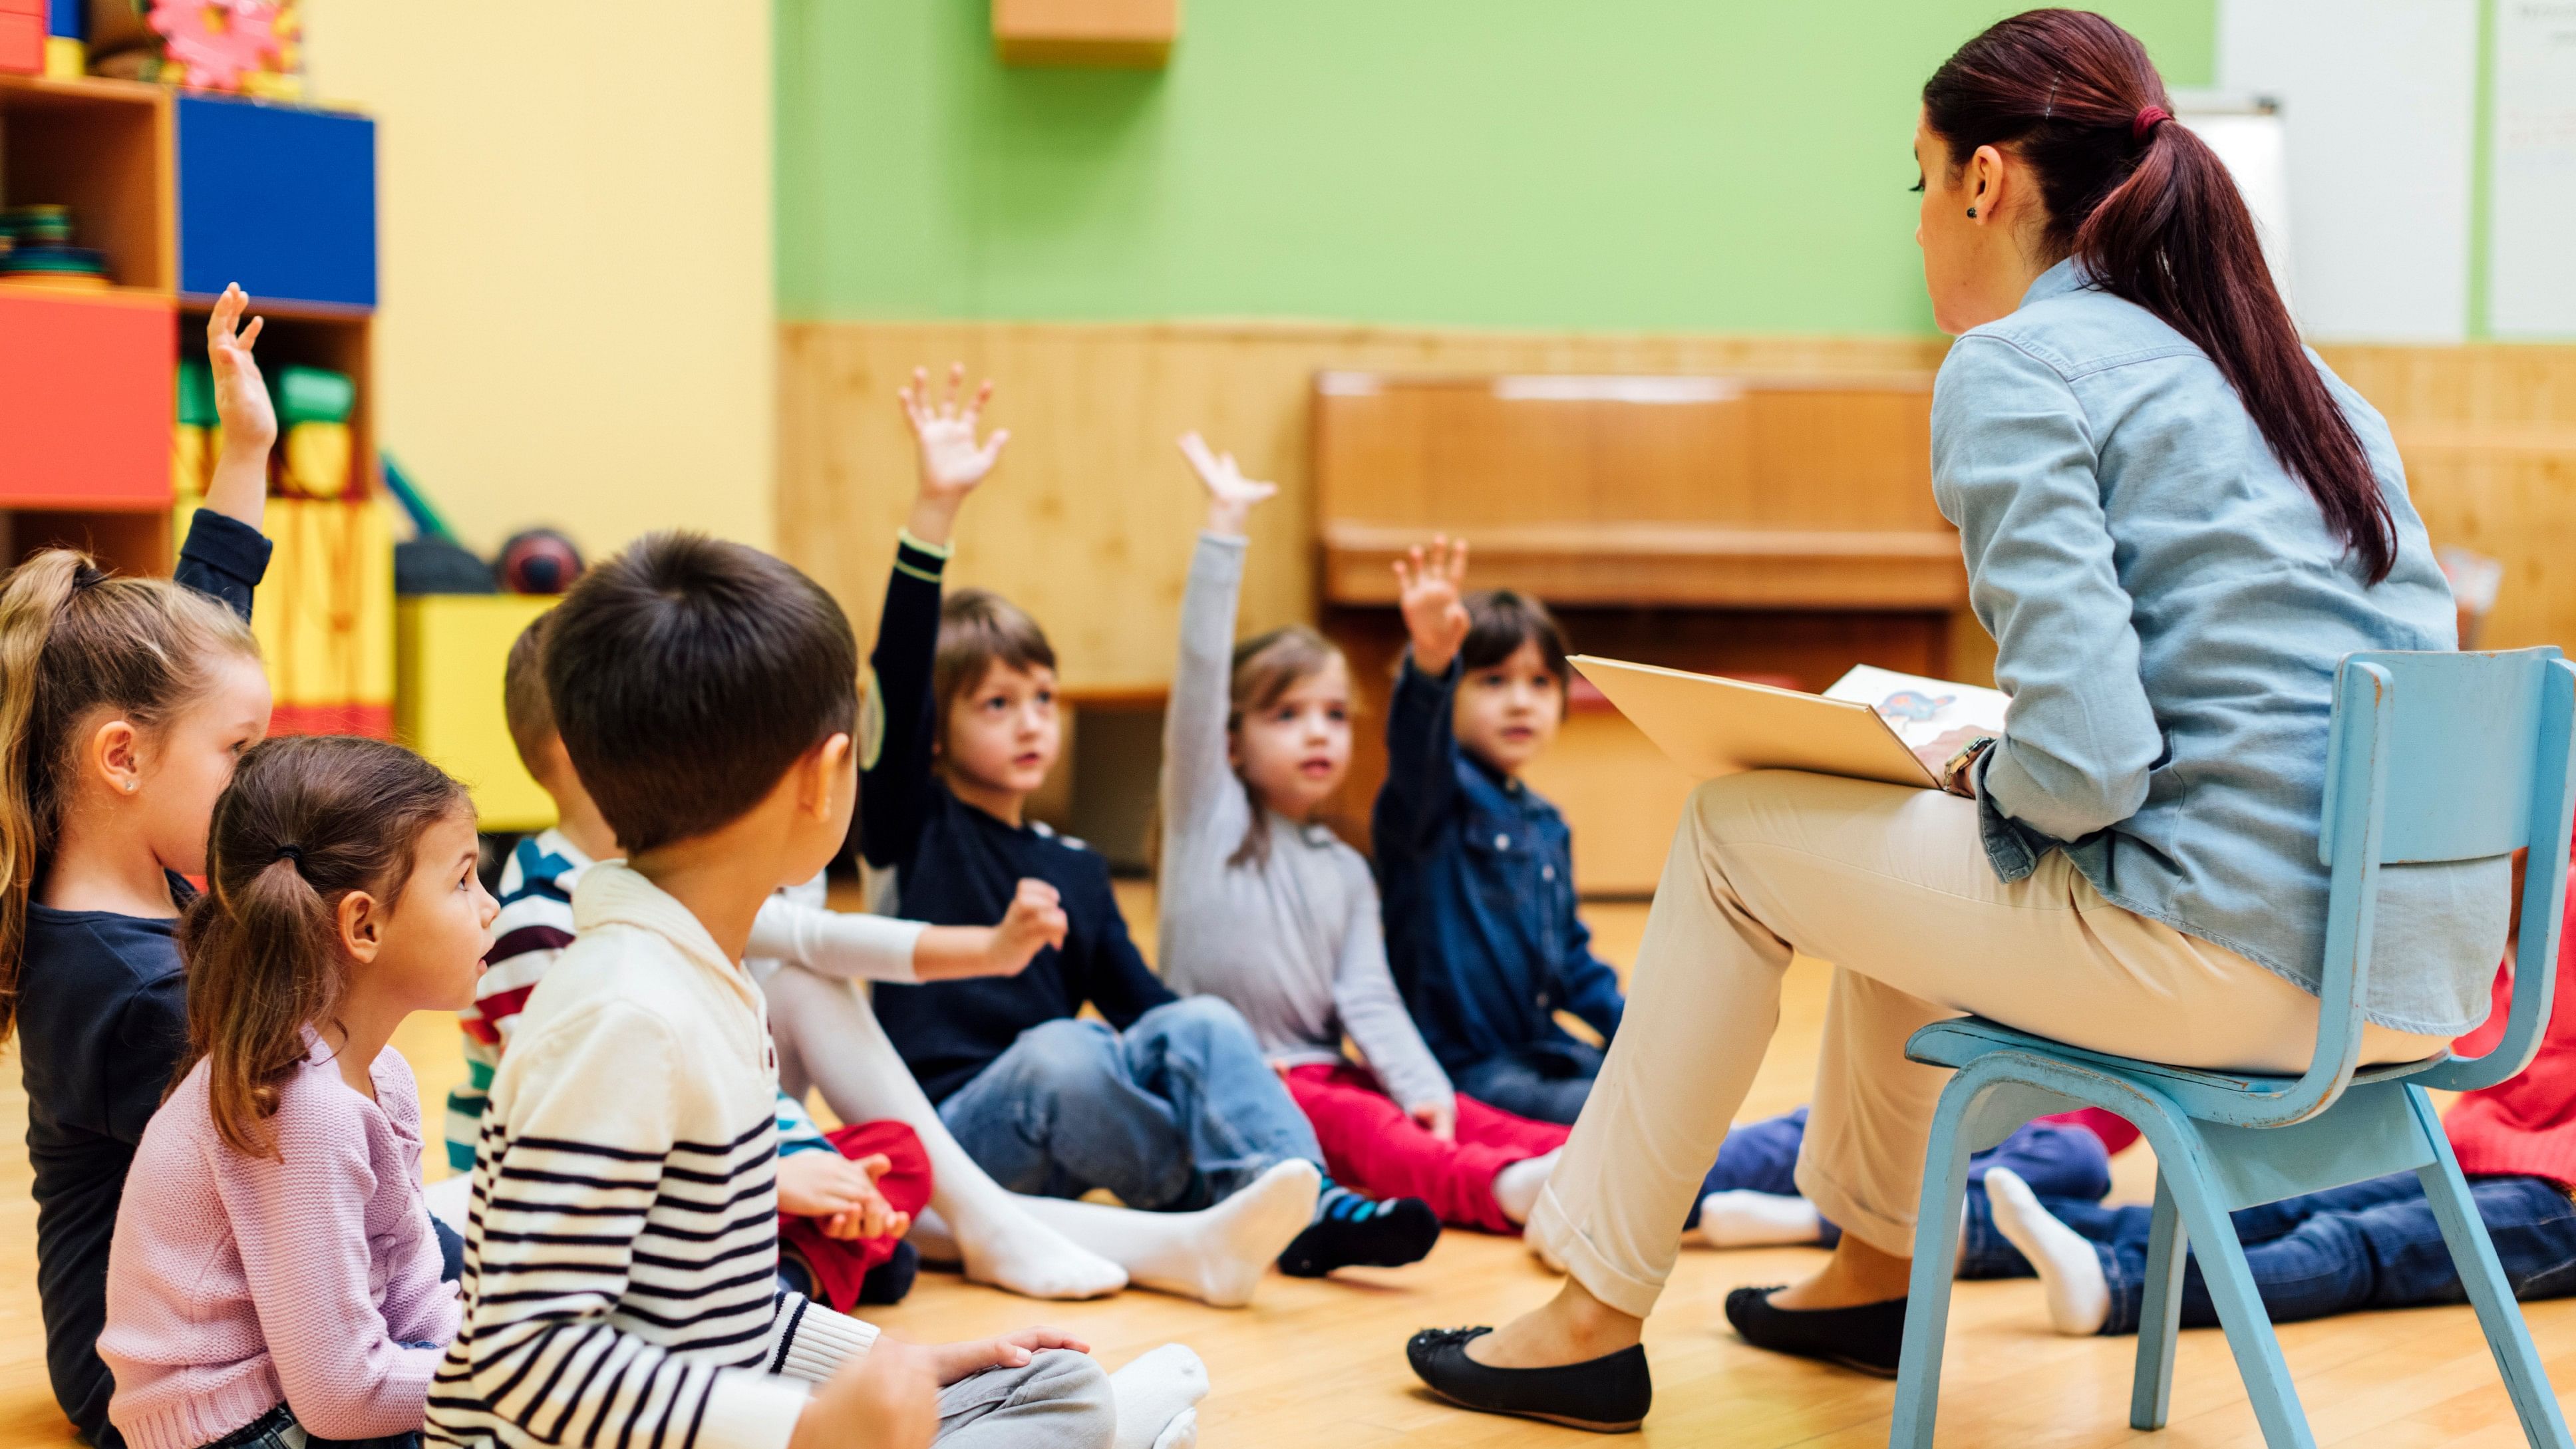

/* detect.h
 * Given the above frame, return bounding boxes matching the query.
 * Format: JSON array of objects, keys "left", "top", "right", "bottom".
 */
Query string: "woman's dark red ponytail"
[{"left": 1924, "top": 9, "right": 2396, "bottom": 584}]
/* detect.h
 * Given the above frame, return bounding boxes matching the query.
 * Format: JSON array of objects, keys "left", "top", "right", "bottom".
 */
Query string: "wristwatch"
[{"left": 1940, "top": 735, "right": 1998, "bottom": 798}]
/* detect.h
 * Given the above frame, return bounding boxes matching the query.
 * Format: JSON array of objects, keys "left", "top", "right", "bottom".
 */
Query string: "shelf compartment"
[
  {"left": 0, "top": 70, "right": 172, "bottom": 291},
  {"left": 0, "top": 287, "right": 175, "bottom": 509}
]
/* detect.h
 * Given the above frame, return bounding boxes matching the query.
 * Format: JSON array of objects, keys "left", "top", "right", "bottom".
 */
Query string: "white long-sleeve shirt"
[{"left": 1155, "top": 532, "right": 1456, "bottom": 1113}]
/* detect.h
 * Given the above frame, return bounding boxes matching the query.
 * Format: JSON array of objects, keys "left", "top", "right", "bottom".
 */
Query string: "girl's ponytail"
[
  {"left": 0, "top": 554, "right": 89, "bottom": 1040},
  {"left": 176, "top": 735, "right": 466, "bottom": 1159},
  {"left": 0, "top": 550, "right": 257, "bottom": 1043},
  {"left": 1924, "top": 9, "right": 2397, "bottom": 584}
]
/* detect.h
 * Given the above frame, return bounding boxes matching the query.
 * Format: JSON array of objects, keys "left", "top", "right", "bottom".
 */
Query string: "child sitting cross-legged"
[
  {"left": 100, "top": 738, "right": 490, "bottom": 1449},
  {"left": 1155, "top": 434, "right": 1567, "bottom": 1235},
  {"left": 856, "top": 367, "right": 1434, "bottom": 1283},
  {"left": 433, "top": 534, "right": 1201, "bottom": 1449}
]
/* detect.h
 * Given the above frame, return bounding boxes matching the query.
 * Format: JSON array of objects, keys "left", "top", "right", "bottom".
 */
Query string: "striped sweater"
[{"left": 429, "top": 862, "right": 876, "bottom": 1449}]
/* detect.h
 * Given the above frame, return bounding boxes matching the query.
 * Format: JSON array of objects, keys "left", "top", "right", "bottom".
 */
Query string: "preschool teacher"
[{"left": 1404, "top": 7, "right": 2504, "bottom": 1430}]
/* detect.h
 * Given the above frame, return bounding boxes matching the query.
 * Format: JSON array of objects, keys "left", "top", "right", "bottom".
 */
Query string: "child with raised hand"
[
  {"left": 3, "top": 285, "right": 282, "bottom": 1449},
  {"left": 1372, "top": 538, "right": 1625, "bottom": 1127},
  {"left": 858, "top": 366, "right": 1438, "bottom": 1289},
  {"left": 98, "top": 737, "right": 490, "bottom": 1449},
  {"left": 434, "top": 532, "right": 1192, "bottom": 1449},
  {"left": 1155, "top": 436, "right": 1565, "bottom": 1239}
]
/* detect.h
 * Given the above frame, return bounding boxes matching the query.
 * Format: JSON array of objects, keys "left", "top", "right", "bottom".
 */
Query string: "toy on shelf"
[
  {"left": 1, "top": 0, "right": 43, "bottom": 75},
  {"left": 383, "top": 452, "right": 494, "bottom": 595},
  {"left": 45, "top": 0, "right": 82, "bottom": 77},
  {"left": 0, "top": 206, "right": 112, "bottom": 289},
  {"left": 496, "top": 528, "right": 583, "bottom": 595},
  {"left": 275, "top": 363, "right": 353, "bottom": 498},
  {"left": 85, "top": 0, "right": 303, "bottom": 96},
  {"left": 172, "top": 355, "right": 215, "bottom": 499}
]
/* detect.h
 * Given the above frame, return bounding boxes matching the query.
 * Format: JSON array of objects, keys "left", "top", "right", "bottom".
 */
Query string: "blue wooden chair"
[{"left": 1890, "top": 648, "right": 2576, "bottom": 1449}]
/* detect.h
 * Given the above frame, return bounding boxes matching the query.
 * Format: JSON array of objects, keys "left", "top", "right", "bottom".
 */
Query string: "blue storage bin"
[{"left": 176, "top": 94, "right": 377, "bottom": 311}]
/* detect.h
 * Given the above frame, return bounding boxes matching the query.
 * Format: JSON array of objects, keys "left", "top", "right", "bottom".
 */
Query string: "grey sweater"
[{"left": 1156, "top": 533, "right": 1456, "bottom": 1112}]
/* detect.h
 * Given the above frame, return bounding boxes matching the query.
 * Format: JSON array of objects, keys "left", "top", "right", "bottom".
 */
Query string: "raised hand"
[
  {"left": 1176, "top": 432, "right": 1277, "bottom": 538},
  {"left": 202, "top": 284, "right": 275, "bottom": 528},
  {"left": 898, "top": 363, "right": 1009, "bottom": 548},
  {"left": 988, "top": 879, "right": 1067, "bottom": 977},
  {"left": 1393, "top": 536, "right": 1472, "bottom": 676}
]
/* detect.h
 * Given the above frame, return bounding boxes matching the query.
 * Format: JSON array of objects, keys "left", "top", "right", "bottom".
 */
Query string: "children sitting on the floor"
[
  {"left": 1, "top": 288, "right": 284, "bottom": 1449},
  {"left": 1964, "top": 874, "right": 2576, "bottom": 1337},
  {"left": 100, "top": 738, "right": 488, "bottom": 1449},
  {"left": 1154, "top": 434, "right": 1565, "bottom": 1235},
  {"left": 1370, "top": 537, "right": 1624, "bottom": 1126},
  {"left": 434, "top": 532, "right": 1209, "bottom": 1449},
  {"left": 859, "top": 367, "right": 1430, "bottom": 1280}
]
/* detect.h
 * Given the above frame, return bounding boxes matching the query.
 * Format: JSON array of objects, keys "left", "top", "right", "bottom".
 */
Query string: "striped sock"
[{"left": 1279, "top": 1176, "right": 1440, "bottom": 1277}]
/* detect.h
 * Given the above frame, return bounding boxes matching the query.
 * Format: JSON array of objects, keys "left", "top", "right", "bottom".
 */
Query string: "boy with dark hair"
[
  {"left": 1373, "top": 539, "right": 1624, "bottom": 1126},
  {"left": 432, "top": 533, "right": 1166, "bottom": 1449},
  {"left": 862, "top": 367, "right": 1437, "bottom": 1281}
]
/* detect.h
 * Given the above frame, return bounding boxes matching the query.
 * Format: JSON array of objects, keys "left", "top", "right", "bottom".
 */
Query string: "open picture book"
[{"left": 1569, "top": 657, "right": 2011, "bottom": 788}]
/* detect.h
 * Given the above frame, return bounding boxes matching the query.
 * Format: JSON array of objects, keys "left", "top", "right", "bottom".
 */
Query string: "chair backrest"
[{"left": 2279, "top": 647, "right": 2576, "bottom": 1124}]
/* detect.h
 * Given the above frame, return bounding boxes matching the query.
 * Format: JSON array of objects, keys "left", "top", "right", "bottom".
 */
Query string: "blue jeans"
[
  {"left": 1961, "top": 1170, "right": 2576, "bottom": 1334},
  {"left": 204, "top": 1399, "right": 422, "bottom": 1449},
  {"left": 1710, "top": 1108, "right": 2112, "bottom": 1243},
  {"left": 1453, "top": 1041, "right": 1605, "bottom": 1126},
  {"left": 938, "top": 998, "right": 1325, "bottom": 1211}
]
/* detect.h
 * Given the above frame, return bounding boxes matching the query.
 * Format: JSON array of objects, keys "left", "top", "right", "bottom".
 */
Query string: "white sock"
[
  {"left": 1490, "top": 1149, "right": 1561, "bottom": 1225},
  {"left": 1983, "top": 1168, "right": 2110, "bottom": 1336},
  {"left": 421, "top": 1173, "right": 474, "bottom": 1235},
  {"left": 1015, "top": 1160, "right": 1319, "bottom": 1308},
  {"left": 1696, "top": 1190, "right": 1825, "bottom": 1249},
  {"left": 1109, "top": 1345, "right": 1209, "bottom": 1449},
  {"left": 762, "top": 965, "right": 1128, "bottom": 1301}
]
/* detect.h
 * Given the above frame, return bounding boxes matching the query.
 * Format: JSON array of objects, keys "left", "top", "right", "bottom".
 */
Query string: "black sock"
[
  {"left": 1278, "top": 1178, "right": 1440, "bottom": 1277},
  {"left": 776, "top": 1251, "right": 816, "bottom": 1301},
  {"left": 857, "top": 1240, "right": 919, "bottom": 1305}
]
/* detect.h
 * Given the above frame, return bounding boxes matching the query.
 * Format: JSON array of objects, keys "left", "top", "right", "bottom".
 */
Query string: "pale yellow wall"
[{"left": 303, "top": 1, "right": 773, "bottom": 556}]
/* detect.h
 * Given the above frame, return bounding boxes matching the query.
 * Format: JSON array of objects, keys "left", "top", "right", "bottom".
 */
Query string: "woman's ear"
[
  {"left": 337, "top": 889, "right": 384, "bottom": 964},
  {"left": 85, "top": 717, "right": 145, "bottom": 800},
  {"left": 1968, "top": 143, "right": 2008, "bottom": 224}
]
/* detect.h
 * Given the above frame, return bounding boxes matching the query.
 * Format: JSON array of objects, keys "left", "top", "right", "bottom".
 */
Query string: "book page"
[{"left": 1822, "top": 665, "right": 2009, "bottom": 752}]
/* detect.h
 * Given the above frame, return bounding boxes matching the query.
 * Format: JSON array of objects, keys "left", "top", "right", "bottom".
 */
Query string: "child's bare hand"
[
  {"left": 920, "top": 1328, "right": 1091, "bottom": 1387},
  {"left": 1393, "top": 536, "right": 1472, "bottom": 676},
  {"left": 1177, "top": 432, "right": 1277, "bottom": 538},
  {"left": 788, "top": 1341, "right": 937, "bottom": 1449},
  {"left": 987, "top": 880, "right": 1066, "bottom": 977},
  {"left": 206, "top": 284, "right": 275, "bottom": 456},
  {"left": 778, "top": 1152, "right": 911, "bottom": 1241},
  {"left": 1410, "top": 1100, "right": 1458, "bottom": 1143},
  {"left": 899, "top": 363, "right": 1009, "bottom": 512}
]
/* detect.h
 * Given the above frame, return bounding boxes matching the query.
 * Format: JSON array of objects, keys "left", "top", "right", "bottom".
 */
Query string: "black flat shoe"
[
  {"left": 1723, "top": 1285, "right": 1909, "bottom": 1378},
  {"left": 1405, "top": 1326, "right": 1651, "bottom": 1434}
]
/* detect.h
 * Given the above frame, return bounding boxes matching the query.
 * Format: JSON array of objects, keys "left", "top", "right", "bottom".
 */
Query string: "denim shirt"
[
  {"left": 1372, "top": 656, "right": 1627, "bottom": 1072},
  {"left": 1939, "top": 258, "right": 2507, "bottom": 1037}
]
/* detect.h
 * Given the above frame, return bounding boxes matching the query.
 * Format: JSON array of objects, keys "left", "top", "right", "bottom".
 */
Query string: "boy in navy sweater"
[{"left": 862, "top": 367, "right": 1437, "bottom": 1279}]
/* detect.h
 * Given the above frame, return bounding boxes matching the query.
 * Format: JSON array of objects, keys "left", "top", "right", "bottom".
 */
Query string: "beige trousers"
[{"left": 1526, "top": 770, "right": 2447, "bottom": 1319}]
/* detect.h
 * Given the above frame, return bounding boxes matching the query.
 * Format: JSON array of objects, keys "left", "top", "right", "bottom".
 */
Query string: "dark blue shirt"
[
  {"left": 19, "top": 508, "right": 269, "bottom": 1449},
  {"left": 1371, "top": 655, "right": 1624, "bottom": 1075},
  {"left": 859, "top": 534, "right": 1175, "bottom": 1104}
]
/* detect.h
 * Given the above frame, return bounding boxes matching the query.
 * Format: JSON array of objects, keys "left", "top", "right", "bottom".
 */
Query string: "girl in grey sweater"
[{"left": 1156, "top": 435, "right": 1568, "bottom": 1235}]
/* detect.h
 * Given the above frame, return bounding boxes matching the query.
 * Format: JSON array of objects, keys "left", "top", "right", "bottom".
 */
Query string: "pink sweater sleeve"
[{"left": 211, "top": 1073, "right": 442, "bottom": 1439}]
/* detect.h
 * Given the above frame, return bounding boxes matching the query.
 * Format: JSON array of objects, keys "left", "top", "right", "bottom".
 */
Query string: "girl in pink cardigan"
[{"left": 100, "top": 736, "right": 497, "bottom": 1449}]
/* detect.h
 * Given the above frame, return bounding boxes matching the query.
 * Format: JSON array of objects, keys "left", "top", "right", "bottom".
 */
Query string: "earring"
[
  {"left": 1966, "top": 206, "right": 1979, "bottom": 218},
  {"left": 122, "top": 780, "right": 137, "bottom": 793}
]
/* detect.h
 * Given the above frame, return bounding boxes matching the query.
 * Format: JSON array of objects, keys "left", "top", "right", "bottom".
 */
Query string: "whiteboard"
[{"left": 2493, "top": 0, "right": 2576, "bottom": 337}]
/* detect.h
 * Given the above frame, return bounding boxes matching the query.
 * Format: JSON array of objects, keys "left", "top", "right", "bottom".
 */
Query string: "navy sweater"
[
  {"left": 19, "top": 510, "right": 271, "bottom": 1449},
  {"left": 860, "top": 534, "right": 1175, "bottom": 1104}
]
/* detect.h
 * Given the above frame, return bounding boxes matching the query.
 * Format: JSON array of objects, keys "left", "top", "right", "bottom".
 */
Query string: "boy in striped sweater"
[{"left": 433, "top": 536, "right": 1184, "bottom": 1449}]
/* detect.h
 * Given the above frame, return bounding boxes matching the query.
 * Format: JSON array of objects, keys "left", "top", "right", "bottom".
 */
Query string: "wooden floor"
[{"left": 7, "top": 886, "right": 2574, "bottom": 1448}]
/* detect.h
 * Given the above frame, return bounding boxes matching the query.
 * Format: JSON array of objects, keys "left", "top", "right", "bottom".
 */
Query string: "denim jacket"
[
  {"left": 1372, "top": 655, "right": 1627, "bottom": 1072},
  {"left": 1939, "top": 258, "right": 2506, "bottom": 1037}
]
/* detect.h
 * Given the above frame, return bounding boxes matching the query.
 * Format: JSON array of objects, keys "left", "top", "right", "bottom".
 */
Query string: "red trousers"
[
  {"left": 778, "top": 1120, "right": 932, "bottom": 1311},
  {"left": 1285, "top": 1062, "right": 1569, "bottom": 1233}
]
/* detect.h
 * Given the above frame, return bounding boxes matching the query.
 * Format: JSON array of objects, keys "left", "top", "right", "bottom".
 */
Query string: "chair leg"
[
  {"left": 2130, "top": 1172, "right": 2187, "bottom": 1430},
  {"left": 2155, "top": 1141, "right": 2316, "bottom": 1449},
  {"left": 1889, "top": 1084, "right": 1982, "bottom": 1449},
  {"left": 2408, "top": 1090, "right": 2575, "bottom": 1449}
]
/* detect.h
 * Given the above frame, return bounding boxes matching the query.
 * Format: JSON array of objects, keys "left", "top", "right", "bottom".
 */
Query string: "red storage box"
[
  {"left": 0, "top": 0, "right": 43, "bottom": 73},
  {"left": 0, "top": 289, "right": 177, "bottom": 508}
]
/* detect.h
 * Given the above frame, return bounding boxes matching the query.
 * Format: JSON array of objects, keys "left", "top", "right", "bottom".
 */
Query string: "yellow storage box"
[{"left": 397, "top": 593, "right": 560, "bottom": 834}]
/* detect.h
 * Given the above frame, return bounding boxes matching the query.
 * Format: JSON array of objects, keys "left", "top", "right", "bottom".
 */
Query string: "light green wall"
[{"left": 776, "top": 2, "right": 2214, "bottom": 336}]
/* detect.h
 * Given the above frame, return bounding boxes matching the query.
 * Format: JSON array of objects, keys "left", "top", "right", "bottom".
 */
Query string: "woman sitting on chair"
[{"left": 1405, "top": 9, "right": 2505, "bottom": 1431}]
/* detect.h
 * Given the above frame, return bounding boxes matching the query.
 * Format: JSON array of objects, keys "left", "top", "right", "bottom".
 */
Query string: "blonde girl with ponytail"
[
  {"left": 99, "top": 736, "right": 494, "bottom": 1449},
  {"left": 5, "top": 285, "right": 277, "bottom": 1449}
]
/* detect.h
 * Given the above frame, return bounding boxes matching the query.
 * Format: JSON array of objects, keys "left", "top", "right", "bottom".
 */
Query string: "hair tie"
[
  {"left": 272, "top": 844, "right": 305, "bottom": 870},
  {"left": 69, "top": 563, "right": 107, "bottom": 592},
  {"left": 2133, "top": 105, "right": 2174, "bottom": 142}
]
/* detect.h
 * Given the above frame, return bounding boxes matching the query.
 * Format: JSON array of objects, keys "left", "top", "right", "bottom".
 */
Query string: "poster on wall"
[{"left": 2492, "top": 0, "right": 2576, "bottom": 337}]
